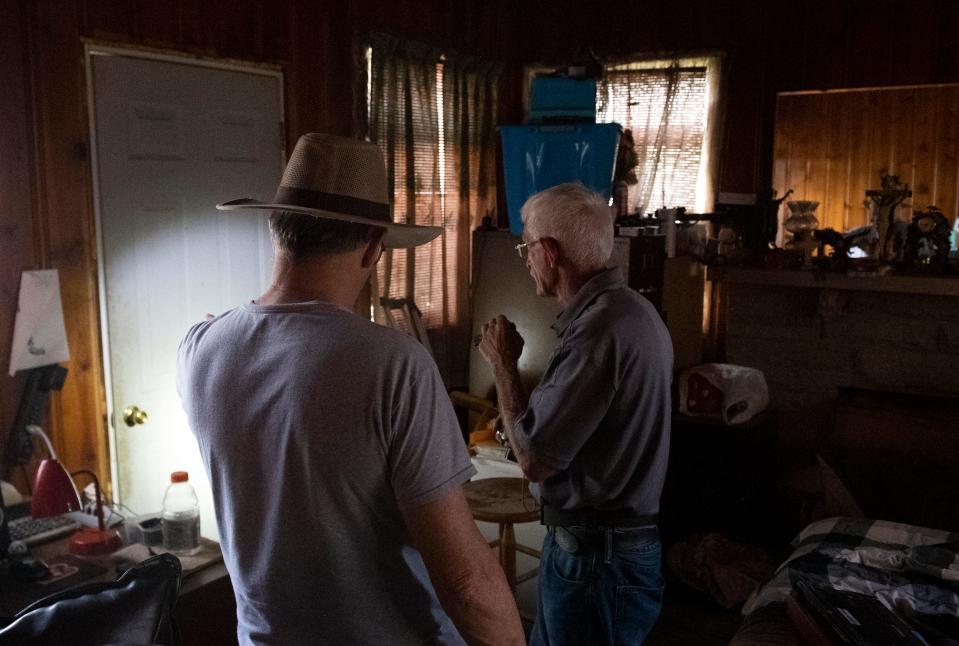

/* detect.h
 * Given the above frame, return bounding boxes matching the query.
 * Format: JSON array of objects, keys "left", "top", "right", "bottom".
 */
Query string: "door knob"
[{"left": 122, "top": 405, "right": 149, "bottom": 427}]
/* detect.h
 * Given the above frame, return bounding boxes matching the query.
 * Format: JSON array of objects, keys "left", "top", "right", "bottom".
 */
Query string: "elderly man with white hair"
[{"left": 478, "top": 182, "right": 673, "bottom": 646}]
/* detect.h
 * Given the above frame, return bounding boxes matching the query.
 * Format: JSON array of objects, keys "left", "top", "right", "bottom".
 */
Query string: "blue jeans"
[{"left": 530, "top": 527, "right": 664, "bottom": 646}]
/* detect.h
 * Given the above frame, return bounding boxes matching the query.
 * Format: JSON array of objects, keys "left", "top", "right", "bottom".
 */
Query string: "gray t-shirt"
[
  {"left": 176, "top": 301, "right": 475, "bottom": 646},
  {"left": 513, "top": 268, "right": 672, "bottom": 516}
]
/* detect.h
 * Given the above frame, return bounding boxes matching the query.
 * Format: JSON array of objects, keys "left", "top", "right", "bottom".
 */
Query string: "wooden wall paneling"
[
  {"left": 513, "top": 0, "right": 959, "bottom": 200},
  {"left": 284, "top": 0, "right": 333, "bottom": 137},
  {"left": 775, "top": 84, "right": 959, "bottom": 232},
  {"left": 31, "top": 1, "right": 110, "bottom": 485},
  {"left": 771, "top": 96, "right": 792, "bottom": 199},
  {"left": 911, "top": 86, "right": 940, "bottom": 215},
  {"left": 724, "top": 3, "right": 773, "bottom": 194},
  {"left": 823, "top": 93, "right": 851, "bottom": 232},
  {"left": 865, "top": 92, "right": 896, "bottom": 188},
  {"left": 935, "top": 0, "right": 959, "bottom": 81},
  {"left": 177, "top": 0, "right": 227, "bottom": 54},
  {"left": 323, "top": 0, "right": 355, "bottom": 137},
  {"left": 844, "top": 90, "right": 873, "bottom": 230},
  {"left": 788, "top": 94, "right": 817, "bottom": 201},
  {"left": 130, "top": 0, "right": 184, "bottom": 48},
  {"left": 258, "top": 0, "right": 290, "bottom": 63},
  {"left": 220, "top": 0, "right": 265, "bottom": 60},
  {"left": 863, "top": 89, "right": 896, "bottom": 221},
  {"left": 81, "top": 0, "right": 136, "bottom": 42},
  {"left": 0, "top": 0, "right": 37, "bottom": 486},
  {"left": 934, "top": 86, "right": 959, "bottom": 221},
  {"left": 845, "top": 1, "right": 892, "bottom": 88},
  {"left": 8, "top": 0, "right": 959, "bottom": 497},
  {"left": 889, "top": 0, "right": 939, "bottom": 87},
  {"left": 799, "top": 0, "right": 850, "bottom": 90},
  {"left": 801, "top": 95, "right": 830, "bottom": 222},
  {"left": 889, "top": 88, "right": 917, "bottom": 222}
]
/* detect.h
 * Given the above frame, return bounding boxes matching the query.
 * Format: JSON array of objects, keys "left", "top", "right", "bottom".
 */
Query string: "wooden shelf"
[{"left": 713, "top": 267, "right": 959, "bottom": 297}]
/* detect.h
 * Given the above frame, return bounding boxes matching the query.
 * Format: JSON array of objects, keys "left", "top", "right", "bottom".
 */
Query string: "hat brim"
[{"left": 217, "top": 198, "right": 442, "bottom": 249}]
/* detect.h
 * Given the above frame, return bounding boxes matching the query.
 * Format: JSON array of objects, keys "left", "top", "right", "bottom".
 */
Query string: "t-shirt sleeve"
[
  {"left": 175, "top": 320, "right": 207, "bottom": 408},
  {"left": 388, "top": 351, "right": 476, "bottom": 510},
  {"left": 513, "top": 342, "right": 616, "bottom": 472}
]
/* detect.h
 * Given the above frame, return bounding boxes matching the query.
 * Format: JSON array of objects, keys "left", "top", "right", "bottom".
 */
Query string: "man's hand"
[
  {"left": 476, "top": 315, "right": 556, "bottom": 481},
  {"left": 478, "top": 315, "right": 524, "bottom": 370}
]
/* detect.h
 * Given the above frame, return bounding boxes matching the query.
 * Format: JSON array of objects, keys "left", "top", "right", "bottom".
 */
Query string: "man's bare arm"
[
  {"left": 402, "top": 486, "right": 526, "bottom": 646},
  {"left": 479, "top": 315, "right": 559, "bottom": 483}
]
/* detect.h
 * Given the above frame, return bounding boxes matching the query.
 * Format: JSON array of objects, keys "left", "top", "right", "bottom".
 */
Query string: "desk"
[{"left": 0, "top": 538, "right": 237, "bottom": 645}]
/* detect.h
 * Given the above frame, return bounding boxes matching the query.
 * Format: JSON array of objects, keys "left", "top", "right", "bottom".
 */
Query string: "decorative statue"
[
  {"left": 612, "top": 129, "right": 639, "bottom": 218},
  {"left": 813, "top": 224, "right": 878, "bottom": 272},
  {"left": 764, "top": 188, "right": 792, "bottom": 249},
  {"left": 784, "top": 200, "right": 820, "bottom": 267},
  {"left": 865, "top": 173, "right": 912, "bottom": 262}
]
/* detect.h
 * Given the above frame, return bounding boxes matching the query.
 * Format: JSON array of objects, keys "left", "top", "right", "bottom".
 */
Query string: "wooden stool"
[{"left": 463, "top": 477, "right": 541, "bottom": 591}]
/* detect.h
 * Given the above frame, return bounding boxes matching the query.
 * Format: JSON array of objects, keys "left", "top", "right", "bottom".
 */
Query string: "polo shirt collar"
[{"left": 551, "top": 267, "right": 625, "bottom": 337}]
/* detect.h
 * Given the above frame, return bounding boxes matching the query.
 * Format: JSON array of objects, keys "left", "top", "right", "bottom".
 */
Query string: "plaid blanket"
[{"left": 742, "top": 517, "right": 959, "bottom": 618}]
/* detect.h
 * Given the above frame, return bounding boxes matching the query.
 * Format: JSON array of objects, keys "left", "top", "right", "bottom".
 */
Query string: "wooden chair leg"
[{"left": 499, "top": 522, "right": 516, "bottom": 590}]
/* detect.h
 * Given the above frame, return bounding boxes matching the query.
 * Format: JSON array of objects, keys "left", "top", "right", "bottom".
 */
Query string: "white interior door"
[{"left": 90, "top": 49, "right": 283, "bottom": 540}]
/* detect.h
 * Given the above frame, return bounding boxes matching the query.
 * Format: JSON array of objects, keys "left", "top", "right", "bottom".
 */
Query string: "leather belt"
[
  {"left": 540, "top": 504, "right": 658, "bottom": 529},
  {"left": 553, "top": 525, "right": 659, "bottom": 555}
]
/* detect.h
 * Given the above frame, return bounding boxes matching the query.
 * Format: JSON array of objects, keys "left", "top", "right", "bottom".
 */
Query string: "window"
[
  {"left": 362, "top": 35, "right": 499, "bottom": 385},
  {"left": 598, "top": 57, "right": 721, "bottom": 215},
  {"left": 526, "top": 56, "right": 721, "bottom": 216}
]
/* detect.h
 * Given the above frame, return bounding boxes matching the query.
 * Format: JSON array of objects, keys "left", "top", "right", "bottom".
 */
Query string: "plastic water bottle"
[{"left": 162, "top": 471, "right": 200, "bottom": 555}]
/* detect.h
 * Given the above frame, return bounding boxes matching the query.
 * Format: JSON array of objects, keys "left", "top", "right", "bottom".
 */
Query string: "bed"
[{"left": 731, "top": 516, "right": 959, "bottom": 645}]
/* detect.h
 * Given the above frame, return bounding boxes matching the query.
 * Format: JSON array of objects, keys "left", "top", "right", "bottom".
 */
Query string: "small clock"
[
  {"left": 904, "top": 207, "right": 951, "bottom": 273},
  {"left": 916, "top": 212, "right": 945, "bottom": 234}
]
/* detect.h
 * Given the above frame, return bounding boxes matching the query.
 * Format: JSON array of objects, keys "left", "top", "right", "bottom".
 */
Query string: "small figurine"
[
  {"left": 903, "top": 206, "right": 951, "bottom": 273},
  {"left": 813, "top": 224, "right": 879, "bottom": 271},
  {"left": 613, "top": 129, "right": 639, "bottom": 218},
  {"left": 865, "top": 173, "right": 912, "bottom": 262}
]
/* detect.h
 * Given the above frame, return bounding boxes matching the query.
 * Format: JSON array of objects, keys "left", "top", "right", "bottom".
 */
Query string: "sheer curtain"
[
  {"left": 359, "top": 34, "right": 499, "bottom": 386},
  {"left": 598, "top": 57, "right": 721, "bottom": 215}
]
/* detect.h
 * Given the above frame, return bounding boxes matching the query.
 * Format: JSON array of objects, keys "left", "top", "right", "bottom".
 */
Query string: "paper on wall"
[{"left": 8, "top": 269, "right": 70, "bottom": 376}]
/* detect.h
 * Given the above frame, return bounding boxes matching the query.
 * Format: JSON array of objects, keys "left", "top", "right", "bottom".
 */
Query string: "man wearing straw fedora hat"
[{"left": 177, "top": 134, "right": 524, "bottom": 645}]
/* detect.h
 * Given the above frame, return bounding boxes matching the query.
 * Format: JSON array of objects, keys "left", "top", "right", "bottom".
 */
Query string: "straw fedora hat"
[{"left": 217, "top": 133, "right": 441, "bottom": 248}]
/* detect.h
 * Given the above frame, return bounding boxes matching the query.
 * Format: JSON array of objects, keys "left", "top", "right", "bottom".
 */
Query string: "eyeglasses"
[{"left": 514, "top": 238, "right": 543, "bottom": 260}]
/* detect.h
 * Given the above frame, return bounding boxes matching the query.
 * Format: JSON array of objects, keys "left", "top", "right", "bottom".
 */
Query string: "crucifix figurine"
[{"left": 865, "top": 173, "right": 912, "bottom": 262}]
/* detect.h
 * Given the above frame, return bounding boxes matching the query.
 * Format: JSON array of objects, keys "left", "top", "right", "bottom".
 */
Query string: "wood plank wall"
[
  {"left": 3, "top": 0, "right": 959, "bottom": 493},
  {"left": 516, "top": 0, "right": 959, "bottom": 195},
  {"left": 0, "top": 0, "right": 518, "bottom": 493},
  {"left": 773, "top": 85, "right": 959, "bottom": 233}
]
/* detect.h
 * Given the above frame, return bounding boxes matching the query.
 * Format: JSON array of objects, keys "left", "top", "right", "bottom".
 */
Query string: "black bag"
[{"left": 0, "top": 553, "right": 181, "bottom": 645}]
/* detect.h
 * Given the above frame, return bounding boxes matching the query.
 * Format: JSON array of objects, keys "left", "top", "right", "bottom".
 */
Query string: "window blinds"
[{"left": 598, "top": 66, "right": 707, "bottom": 214}]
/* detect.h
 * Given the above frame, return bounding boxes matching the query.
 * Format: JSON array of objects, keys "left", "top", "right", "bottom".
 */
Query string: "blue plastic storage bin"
[{"left": 500, "top": 123, "right": 621, "bottom": 235}]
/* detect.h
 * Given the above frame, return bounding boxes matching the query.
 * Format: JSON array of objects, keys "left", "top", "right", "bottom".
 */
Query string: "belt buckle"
[{"left": 554, "top": 526, "right": 580, "bottom": 554}]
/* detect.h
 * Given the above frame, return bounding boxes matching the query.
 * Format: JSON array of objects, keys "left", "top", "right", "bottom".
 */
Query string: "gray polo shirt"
[{"left": 513, "top": 267, "right": 672, "bottom": 516}]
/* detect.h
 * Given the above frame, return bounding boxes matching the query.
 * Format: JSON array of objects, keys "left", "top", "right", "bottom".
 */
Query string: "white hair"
[{"left": 520, "top": 183, "right": 614, "bottom": 272}]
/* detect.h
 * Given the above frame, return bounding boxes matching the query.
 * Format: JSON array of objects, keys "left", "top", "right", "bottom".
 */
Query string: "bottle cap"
[{"left": 170, "top": 471, "right": 189, "bottom": 483}]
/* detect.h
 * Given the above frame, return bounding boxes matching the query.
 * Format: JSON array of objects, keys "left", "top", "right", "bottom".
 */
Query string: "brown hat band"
[{"left": 273, "top": 186, "right": 390, "bottom": 222}]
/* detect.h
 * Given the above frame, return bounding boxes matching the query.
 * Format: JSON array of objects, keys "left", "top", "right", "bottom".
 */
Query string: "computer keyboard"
[{"left": 8, "top": 514, "right": 79, "bottom": 546}]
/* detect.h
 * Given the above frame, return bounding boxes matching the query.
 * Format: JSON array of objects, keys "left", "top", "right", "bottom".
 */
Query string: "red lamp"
[{"left": 31, "top": 459, "right": 123, "bottom": 555}]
